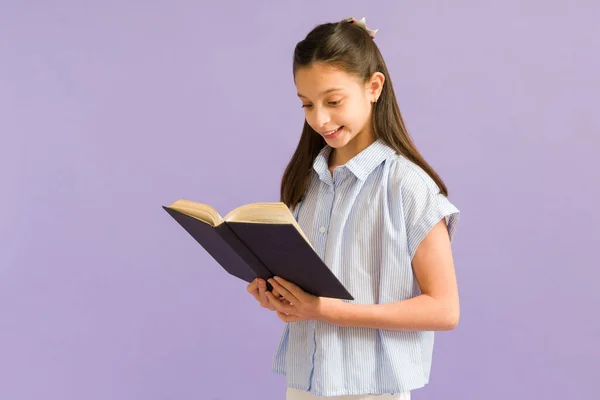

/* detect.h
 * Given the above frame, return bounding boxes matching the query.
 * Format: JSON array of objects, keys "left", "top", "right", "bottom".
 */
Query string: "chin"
[
  {"left": 324, "top": 138, "right": 346, "bottom": 148},
  {"left": 325, "top": 136, "right": 355, "bottom": 149}
]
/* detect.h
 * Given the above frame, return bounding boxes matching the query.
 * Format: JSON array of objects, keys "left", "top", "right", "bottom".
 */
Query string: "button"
[{"left": 319, "top": 226, "right": 327, "bottom": 233}]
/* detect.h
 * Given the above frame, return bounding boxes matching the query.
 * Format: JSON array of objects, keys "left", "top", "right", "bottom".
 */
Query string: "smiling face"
[{"left": 295, "top": 63, "right": 382, "bottom": 151}]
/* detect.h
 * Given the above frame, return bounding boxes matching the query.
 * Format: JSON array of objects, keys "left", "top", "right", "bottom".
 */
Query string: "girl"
[{"left": 247, "top": 16, "right": 460, "bottom": 400}]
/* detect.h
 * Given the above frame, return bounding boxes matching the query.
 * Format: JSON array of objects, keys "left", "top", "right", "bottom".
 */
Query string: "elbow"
[
  {"left": 439, "top": 304, "right": 460, "bottom": 331},
  {"left": 443, "top": 312, "right": 459, "bottom": 330}
]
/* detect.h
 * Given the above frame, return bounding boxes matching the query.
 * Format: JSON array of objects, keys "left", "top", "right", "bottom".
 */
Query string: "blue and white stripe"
[{"left": 272, "top": 138, "right": 460, "bottom": 397}]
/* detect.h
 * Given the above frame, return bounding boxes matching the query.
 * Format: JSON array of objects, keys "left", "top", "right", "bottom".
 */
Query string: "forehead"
[{"left": 295, "top": 63, "right": 361, "bottom": 97}]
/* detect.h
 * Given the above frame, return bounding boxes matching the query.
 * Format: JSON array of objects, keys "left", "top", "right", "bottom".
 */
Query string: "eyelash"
[{"left": 301, "top": 100, "right": 341, "bottom": 109}]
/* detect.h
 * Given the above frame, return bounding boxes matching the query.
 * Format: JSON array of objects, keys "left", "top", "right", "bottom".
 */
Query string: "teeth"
[{"left": 325, "top": 127, "right": 340, "bottom": 135}]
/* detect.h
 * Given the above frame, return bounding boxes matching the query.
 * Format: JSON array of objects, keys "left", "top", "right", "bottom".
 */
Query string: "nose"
[{"left": 312, "top": 107, "right": 330, "bottom": 129}]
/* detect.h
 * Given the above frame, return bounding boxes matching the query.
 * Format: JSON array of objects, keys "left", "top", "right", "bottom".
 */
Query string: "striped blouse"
[{"left": 271, "top": 138, "right": 460, "bottom": 397}]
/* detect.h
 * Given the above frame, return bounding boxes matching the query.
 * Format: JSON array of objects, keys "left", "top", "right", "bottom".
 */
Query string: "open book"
[
  {"left": 163, "top": 200, "right": 353, "bottom": 300},
  {"left": 166, "top": 200, "right": 312, "bottom": 247}
]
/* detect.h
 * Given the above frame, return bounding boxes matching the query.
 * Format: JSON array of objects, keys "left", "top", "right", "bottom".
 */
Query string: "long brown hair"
[{"left": 281, "top": 19, "right": 448, "bottom": 210}]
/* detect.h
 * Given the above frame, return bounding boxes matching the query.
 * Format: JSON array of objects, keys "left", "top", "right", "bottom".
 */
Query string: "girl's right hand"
[{"left": 247, "top": 278, "right": 278, "bottom": 310}]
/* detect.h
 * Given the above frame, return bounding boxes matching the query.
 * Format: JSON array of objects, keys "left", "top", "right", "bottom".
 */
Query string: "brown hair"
[{"left": 280, "top": 19, "right": 448, "bottom": 210}]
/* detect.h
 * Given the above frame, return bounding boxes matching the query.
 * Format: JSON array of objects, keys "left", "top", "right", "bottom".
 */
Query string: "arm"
[
  {"left": 266, "top": 218, "right": 460, "bottom": 331},
  {"left": 326, "top": 218, "right": 460, "bottom": 331}
]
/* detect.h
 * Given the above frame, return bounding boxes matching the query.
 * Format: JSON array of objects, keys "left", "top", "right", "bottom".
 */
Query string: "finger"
[
  {"left": 257, "top": 279, "right": 265, "bottom": 304},
  {"left": 268, "top": 278, "right": 299, "bottom": 304},
  {"left": 247, "top": 278, "right": 258, "bottom": 294},
  {"left": 272, "top": 288, "right": 288, "bottom": 304},
  {"left": 266, "top": 291, "right": 294, "bottom": 314},
  {"left": 271, "top": 286, "right": 281, "bottom": 298},
  {"left": 271, "top": 287, "right": 290, "bottom": 304},
  {"left": 247, "top": 279, "right": 261, "bottom": 302},
  {"left": 273, "top": 276, "right": 305, "bottom": 300},
  {"left": 277, "top": 311, "right": 301, "bottom": 323},
  {"left": 257, "top": 279, "right": 273, "bottom": 309},
  {"left": 280, "top": 296, "right": 291, "bottom": 305}
]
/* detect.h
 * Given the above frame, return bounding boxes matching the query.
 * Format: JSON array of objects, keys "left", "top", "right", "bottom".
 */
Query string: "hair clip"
[{"left": 344, "top": 16, "right": 378, "bottom": 39}]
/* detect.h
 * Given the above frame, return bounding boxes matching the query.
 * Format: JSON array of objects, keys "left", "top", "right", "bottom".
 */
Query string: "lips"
[{"left": 323, "top": 126, "right": 343, "bottom": 136}]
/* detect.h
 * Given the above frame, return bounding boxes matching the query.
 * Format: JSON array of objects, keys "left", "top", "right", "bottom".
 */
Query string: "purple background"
[{"left": 1, "top": 1, "right": 598, "bottom": 399}]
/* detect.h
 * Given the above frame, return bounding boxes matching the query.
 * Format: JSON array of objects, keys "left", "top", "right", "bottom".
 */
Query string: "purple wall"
[{"left": 1, "top": 1, "right": 598, "bottom": 399}]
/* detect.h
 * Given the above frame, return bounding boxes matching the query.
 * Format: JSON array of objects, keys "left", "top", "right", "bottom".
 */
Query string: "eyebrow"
[{"left": 297, "top": 87, "right": 344, "bottom": 99}]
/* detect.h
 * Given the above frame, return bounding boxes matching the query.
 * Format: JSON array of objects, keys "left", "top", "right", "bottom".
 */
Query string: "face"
[{"left": 295, "top": 63, "right": 384, "bottom": 150}]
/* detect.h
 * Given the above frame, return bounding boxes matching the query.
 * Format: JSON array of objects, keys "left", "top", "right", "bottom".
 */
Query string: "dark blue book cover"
[{"left": 163, "top": 205, "right": 353, "bottom": 300}]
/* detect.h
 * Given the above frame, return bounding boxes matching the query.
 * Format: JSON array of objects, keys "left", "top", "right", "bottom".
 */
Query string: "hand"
[
  {"left": 246, "top": 278, "right": 289, "bottom": 311},
  {"left": 265, "top": 276, "right": 339, "bottom": 323}
]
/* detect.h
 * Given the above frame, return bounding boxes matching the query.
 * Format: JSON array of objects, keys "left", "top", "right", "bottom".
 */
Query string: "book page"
[
  {"left": 166, "top": 200, "right": 223, "bottom": 226},
  {"left": 225, "top": 202, "right": 313, "bottom": 248}
]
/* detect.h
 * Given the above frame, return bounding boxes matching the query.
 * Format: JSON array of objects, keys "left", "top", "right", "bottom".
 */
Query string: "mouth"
[{"left": 322, "top": 126, "right": 344, "bottom": 137}]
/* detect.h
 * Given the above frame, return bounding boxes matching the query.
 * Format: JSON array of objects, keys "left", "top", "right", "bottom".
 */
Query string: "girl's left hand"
[{"left": 265, "top": 276, "right": 337, "bottom": 323}]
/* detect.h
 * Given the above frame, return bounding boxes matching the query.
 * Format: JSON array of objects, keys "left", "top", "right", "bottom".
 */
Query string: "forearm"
[{"left": 322, "top": 294, "right": 459, "bottom": 331}]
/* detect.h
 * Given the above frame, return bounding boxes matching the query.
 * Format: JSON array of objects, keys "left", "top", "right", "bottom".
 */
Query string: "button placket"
[
  {"left": 319, "top": 185, "right": 334, "bottom": 245},
  {"left": 311, "top": 181, "right": 335, "bottom": 391},
  {"left": 314, "top": 183, "right": 333, "bottom": 259}
]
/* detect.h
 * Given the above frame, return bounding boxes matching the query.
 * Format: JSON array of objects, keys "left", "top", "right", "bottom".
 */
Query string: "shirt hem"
[{"left": 282, "top": 381, "right": 426, "bottom": 397}]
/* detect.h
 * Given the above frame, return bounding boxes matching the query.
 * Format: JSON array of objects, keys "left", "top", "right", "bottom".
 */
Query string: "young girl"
[{"left": 247, "top": 16, "right": 460, "bottom": 400}]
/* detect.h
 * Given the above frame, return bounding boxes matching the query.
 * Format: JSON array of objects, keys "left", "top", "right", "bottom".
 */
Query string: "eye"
[
  {"left": 328, "top": 100, "right": 341, "bottom": 106},
  {"left": 301, "top": 104, "right": 313, "bottom": 109}
]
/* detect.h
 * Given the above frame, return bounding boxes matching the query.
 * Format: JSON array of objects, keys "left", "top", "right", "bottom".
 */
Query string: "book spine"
[{"left": 215, "top": 224, "right": 273, "bottom": 281}]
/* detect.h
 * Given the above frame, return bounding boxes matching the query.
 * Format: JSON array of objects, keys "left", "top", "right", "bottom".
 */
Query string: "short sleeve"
[{"left": 392, "top": 160, "right": 460, "bottom": 260}]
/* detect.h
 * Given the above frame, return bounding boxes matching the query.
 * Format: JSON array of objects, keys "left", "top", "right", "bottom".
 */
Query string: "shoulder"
[
  {"left": 382, "top": 154, "right": 460, "bottom": 247},
  {"left": 384, "top": 154, "right": 441, "bottom": 197}
]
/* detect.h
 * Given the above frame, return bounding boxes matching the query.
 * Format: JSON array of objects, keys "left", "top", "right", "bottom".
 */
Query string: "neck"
[{"left": 330, "top": 128, "right": 376, "bottom": 166}]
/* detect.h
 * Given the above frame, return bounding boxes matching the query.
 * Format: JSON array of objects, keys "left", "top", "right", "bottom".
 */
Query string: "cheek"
[{"left": 344, "top": 102, "right": 370, "bottom": 128}]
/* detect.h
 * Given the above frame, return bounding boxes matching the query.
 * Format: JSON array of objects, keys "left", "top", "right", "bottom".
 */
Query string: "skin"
[{"left": 246, "top": 63, "right": 460, "bottom": 331}]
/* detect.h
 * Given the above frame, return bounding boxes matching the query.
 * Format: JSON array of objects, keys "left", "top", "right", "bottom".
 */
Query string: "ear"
[{"left": 366, "top": 72, "right": 385, "bottom": 103}]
